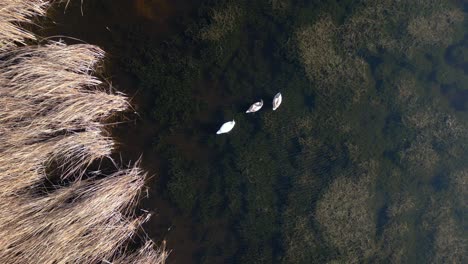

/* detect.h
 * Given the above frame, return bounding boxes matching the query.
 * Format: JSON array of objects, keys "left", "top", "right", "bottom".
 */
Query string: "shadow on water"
[
  {"left": 35, "top": 1, "right": 208, "bottom": 263},
  {"left": 442, "top": 34, "right": 468, "bottom": 111},
  {"left": 440, "top": 84, "right": 468, "bottom": 111},
  {"left": 36, "top": 1, "right": 296, "bottom": 263}
]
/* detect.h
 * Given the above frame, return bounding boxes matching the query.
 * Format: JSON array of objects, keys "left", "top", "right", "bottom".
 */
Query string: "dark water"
[
  {"left": 38, "top": 1, "right": 468, "bottom": 263},
  {"left": 37, "top": 1, "right": 203, "bottom": 262}
]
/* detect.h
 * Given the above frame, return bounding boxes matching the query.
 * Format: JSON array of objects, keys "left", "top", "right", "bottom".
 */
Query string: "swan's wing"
[{"left": 246, "top": 102, "right": 262, "bottom": 113}]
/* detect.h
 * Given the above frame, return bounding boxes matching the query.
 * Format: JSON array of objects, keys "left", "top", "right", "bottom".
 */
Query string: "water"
[{"left": 38, "top": 1, "right": 468, "bottom": 263}]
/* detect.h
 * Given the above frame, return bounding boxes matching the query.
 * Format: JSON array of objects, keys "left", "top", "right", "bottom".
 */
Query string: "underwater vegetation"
[
  {"left": 109, "top": 0, "right": 466, "bottom": 263},
  {"left": 33, "top": 0, "right": 468, "bottom": 263}
]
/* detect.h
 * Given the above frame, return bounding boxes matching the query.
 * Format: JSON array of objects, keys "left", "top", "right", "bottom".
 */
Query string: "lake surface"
[{"left": 38, "top": 1, "right": 467, "bottom": 263}]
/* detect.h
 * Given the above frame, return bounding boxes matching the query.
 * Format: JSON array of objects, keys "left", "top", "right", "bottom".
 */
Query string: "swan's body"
[
  {"left": 246, "top": 100, "right": 263, "bottom": 113},
  {"left": 272, "top": 92, "right": 282, "bottom": 110},
  {"left": 216, "top": 120, "right": 236, "bottom": 134}
]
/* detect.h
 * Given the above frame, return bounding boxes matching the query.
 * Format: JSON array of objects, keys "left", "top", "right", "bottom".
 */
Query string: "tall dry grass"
[
  {"left": 0, "top": 0, "right": 48, "bottom": 50},
  {"left": 0, "top": 0, "right": 166, "bottom": 263},
  {"left": 0, "top": 167, "right": 149, "bottom": 263}
]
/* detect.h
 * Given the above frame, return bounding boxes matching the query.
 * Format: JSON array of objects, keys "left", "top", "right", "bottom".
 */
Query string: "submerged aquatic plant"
[
  {"left": 296, "top": 15, "right": 369, "bottom": 102},
  {"left": 315, "top": 161, "right": 378, "bottom": 262},
  {"left": 342, "top": 0, "right": 465, "bottom": 54},
  {"left": 0, "top": 0, "right": 166, "bottom": 263},
  {"left": 199, "top": 2, "right": 243, "bottom": 41}
]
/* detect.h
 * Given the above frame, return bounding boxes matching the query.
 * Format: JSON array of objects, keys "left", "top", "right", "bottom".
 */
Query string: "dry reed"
[
  {"left": 0, "top": 0, "right": 48, "bottom": 50},
  {"left": 0, "top": 1, "right": 166, "bottom": 263},
  {"left": 112, "top": 241, "right": 170, "bottom": 264},
  {"left": 0, "top": 167, "right": 148, "bottom": 263}
]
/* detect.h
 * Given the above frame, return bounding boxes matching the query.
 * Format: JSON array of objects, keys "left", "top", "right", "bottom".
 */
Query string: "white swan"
[
  {"left": 246, "top": 99, "right": 263, "bottom": 113},
  {"left": 216, "top": 120, "right": 236, "bottom": 134},
  {"left": 272, "top": 92, "right": 282, "bottom": 110}
]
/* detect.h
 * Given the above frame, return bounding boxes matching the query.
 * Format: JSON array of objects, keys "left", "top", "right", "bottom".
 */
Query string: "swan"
[
  {"left": 216, "top": 120, "right": 236, "bottom": 134},
  {"left": 246, "top": 99, "right": 263, "bottom": 113},
  {"left": 272, "top": 92, "right": 282, "bottom": 110}
]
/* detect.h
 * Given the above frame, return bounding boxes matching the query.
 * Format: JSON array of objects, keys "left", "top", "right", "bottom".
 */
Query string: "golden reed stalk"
[{"left": 0, "top": 1, "right": 167, "bottom": 263}]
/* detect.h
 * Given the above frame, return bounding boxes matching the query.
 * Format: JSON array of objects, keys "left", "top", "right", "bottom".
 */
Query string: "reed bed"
[
  {"left": 0, "top": 0, "right": 166, "bottom": 263},
  {"left": 0, "top": 167, "right": 146, "bottom": 263},
  {"left": 0, "top": 0, "right": 48, "bottom": 50},
  {"left": 113, "top": 241, "right": 170, "bottom": 264},
  {"left": 0, "top": 129, "right": 115, "bottom": 194}
]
